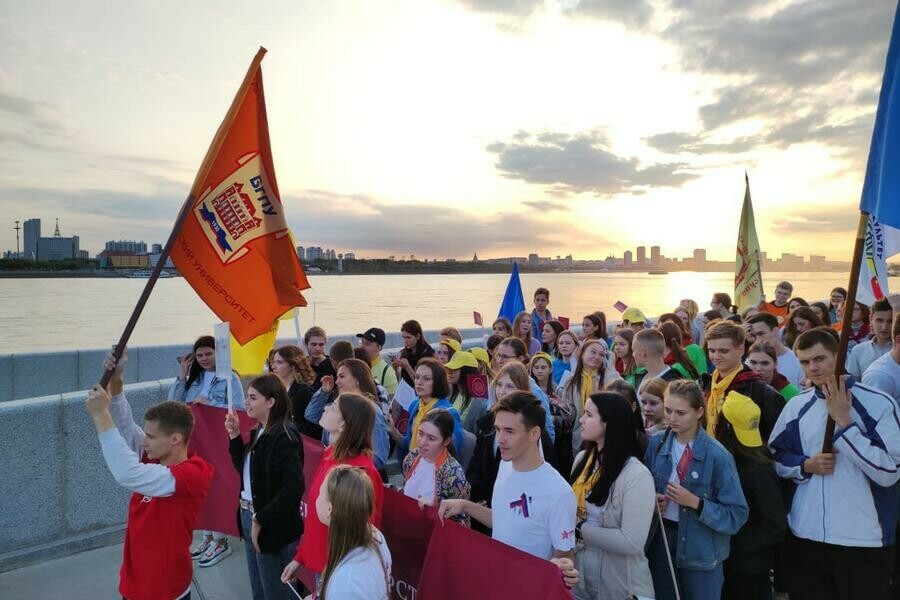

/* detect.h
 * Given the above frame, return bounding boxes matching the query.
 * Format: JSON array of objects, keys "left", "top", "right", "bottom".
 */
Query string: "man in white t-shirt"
[
  {"left": 848, "top": 299, "right": 894, "bottom": 379},
  {"left": 863, "top": 312, "right": 900, "bottom": 405},
  {"left": 748, "top": 313, "right": 803, "bottom": 385},
  {"left": 439, "top": 391, "right": 578, "bottom": 587}
]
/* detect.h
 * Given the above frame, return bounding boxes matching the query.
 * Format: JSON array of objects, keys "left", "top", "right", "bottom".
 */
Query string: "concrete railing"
[
  {"left": 0, "top": 326, "right": 498, "bottom": 571},
  {"left": 1, "top": 327, "right": 490, "bottom": 403},
  {"left": 0, "top": 380, "right": 168, "bottom": 572}
]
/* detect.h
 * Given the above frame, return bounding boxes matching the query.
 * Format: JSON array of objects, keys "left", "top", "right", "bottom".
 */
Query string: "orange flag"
[{"left": 171, "top": 47, "right": 310, "bottom": 344}]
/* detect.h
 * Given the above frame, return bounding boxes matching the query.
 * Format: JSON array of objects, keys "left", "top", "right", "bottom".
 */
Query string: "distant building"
[
  {"left": 472, "top": 253, "right": 479, "bottom": 262},
  {"left": 105, "top": 240, "right": 147, "bottom": 254},
  {"left": 296, "top": 245, "right": 305, "bottom": 261},
  {"left": 306, "top": 246, "right": 324, "bottom": 261},
  {"left": 624, "top": 250, "right": 633, "bottom": 267},
  {"left": 99, "top": 251, "right": 150, "bottom": 268},
  {"left": 344, "top": 252, "right": 356, "bottom": 260},
  {"left": 23, "top": 219, "right": 40, "bottom": 260},
  {"left": 636, "top": 246, "right": 646, "bottom": 265},
  {"left": 151, "top": 243, "right": 163, "bottom": 255},
  {"left": 650, "top": 245, "right": 661, "bottom": 266},
  {"left": 528, "top": 253, "right": 539, "bottom": 266},
  {"left": 327, "top": 249, "right": 337, "bottom": 260}
]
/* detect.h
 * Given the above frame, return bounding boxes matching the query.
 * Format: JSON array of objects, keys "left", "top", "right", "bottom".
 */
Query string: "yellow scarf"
[
  {"left": 580, "top": 367, "right": 597, "bottom": 410},
  {"left": 572, "top": 451, "right": 601, "bottom": 521},
  {"left": 707, "top": 367, "right": 741, "bottom": 435},
  {"left": 410, "top": 397, "right": 437, "bottom": 449}
]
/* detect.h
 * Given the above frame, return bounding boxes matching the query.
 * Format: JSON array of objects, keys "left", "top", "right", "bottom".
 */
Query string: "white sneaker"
[
  {"left": 190, "top": 537, "right": 212, "bottom": 560},
  {"left": 198, "top": 540, "right": 232, "bottom": 567}
]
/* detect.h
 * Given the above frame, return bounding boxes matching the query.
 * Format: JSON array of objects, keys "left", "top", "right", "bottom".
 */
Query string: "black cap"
[{"left": 356, "top": 327, "right": 386, "bottom": 346}]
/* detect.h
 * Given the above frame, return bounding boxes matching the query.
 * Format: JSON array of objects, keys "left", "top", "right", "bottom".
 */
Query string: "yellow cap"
[
  {"left": 440, "top": 338, "right": 462, "bottom": 353},
  {"left": 722, "top": 391, "right": 763, "bottom": 448},
  {"left": 622, "top": 307, "right": 647, "bottom": 324},
  {"left": 530, "top": 352, "right": 554, "bottom": 366},
  {"left": 445, "top": 350, "right": 478, "bottom": 370},
  {"left": 470, "top": 347, "right": 490, "bottom": 366}
]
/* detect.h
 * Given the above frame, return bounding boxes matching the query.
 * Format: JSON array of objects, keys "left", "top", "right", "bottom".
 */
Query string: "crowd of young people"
[{"left": 86, "top": 280, "right": 900, "bottom": 600}]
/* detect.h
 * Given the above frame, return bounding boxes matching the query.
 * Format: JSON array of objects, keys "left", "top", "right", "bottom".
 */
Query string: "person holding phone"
[{"left": 168, "top": 334, "right": 245, "bottom": 567}]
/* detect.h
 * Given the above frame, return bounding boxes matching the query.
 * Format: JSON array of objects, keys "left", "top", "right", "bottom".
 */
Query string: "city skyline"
[{"left": 0, "top": 2, "right": 893, "bottom": 261}]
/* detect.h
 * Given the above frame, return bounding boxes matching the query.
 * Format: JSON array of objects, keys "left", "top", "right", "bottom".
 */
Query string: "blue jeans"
[
  {"left": 649, "top": 518, "right": 724, "bottom": 600},
  {"left": 239, "top": 508, "right": 299, "bottom": 600}
]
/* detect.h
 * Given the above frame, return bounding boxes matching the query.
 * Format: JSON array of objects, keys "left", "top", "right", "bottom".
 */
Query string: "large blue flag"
[
  {"left": 497, "top": 261, "right": 526, "bottom": 322},
  {"left": 859, "top": 3, "right": 900, "bottom": 304}
]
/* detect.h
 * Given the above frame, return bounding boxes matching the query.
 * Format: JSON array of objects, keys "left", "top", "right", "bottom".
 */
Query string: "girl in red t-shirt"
[{"left": 281, "top": 392, "right": 384, "bottom": 582}]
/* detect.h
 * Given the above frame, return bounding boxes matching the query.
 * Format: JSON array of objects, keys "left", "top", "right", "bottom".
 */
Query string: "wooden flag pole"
[
  {"left": 98, "top": 48, "right": 269, "bottom": 388},
  {"left": 99, "top": 195, "right": 195, "bottom": 388},
  {"left": 822, "top": 211, "right": 869, "bottom": 452}
]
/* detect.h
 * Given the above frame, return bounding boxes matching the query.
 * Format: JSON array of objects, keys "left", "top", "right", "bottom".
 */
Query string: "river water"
[{"left": 0, "top": 271, "right": 853, "bottom": 353}]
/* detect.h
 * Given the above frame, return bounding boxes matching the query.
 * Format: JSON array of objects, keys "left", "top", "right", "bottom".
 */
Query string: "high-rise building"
[
  {"left": 151, "top": 243, "right": 162, "bottom": 255},
  {"left": 636, "top": 246, "right": 646, "bottom": 265},
  {"left": 693, "top": 248, "right": 706, "bottom": 263},
  {"left": 305, "top": 246, "right": 323, "bottom": 261},
  {"left": 105, "top": 240, "right": 147, "bottom": 253},
  {"left": 624, "top": 250, "right": 633, "bottom": 267},
  {"left": 23, "top": 218, "right": 40, "bottom": 260},
  {"left": 650, "top": 245, "right": 661, "bottom": 266},
  {"left": 296, "top": 246, "right": 305, "bottom": 261},
  {"left": 528, "top": 253, "right": 539, "bottom": 266}
]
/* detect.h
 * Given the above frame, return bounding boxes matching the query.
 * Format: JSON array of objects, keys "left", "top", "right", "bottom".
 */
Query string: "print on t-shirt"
[{"left": 509, "top": 492, "right": 531, "bottom": 518}]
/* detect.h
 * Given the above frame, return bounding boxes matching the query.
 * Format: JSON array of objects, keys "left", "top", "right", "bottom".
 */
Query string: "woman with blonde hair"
[
  {"left": 313, "top": 465, "right": 391, "bottom": 600},
  {"left": 513, "top": 310, "right": 542, "bottom": 355},
  {"left": 679, "top": 299, "right": 704, "bottom": 346}
]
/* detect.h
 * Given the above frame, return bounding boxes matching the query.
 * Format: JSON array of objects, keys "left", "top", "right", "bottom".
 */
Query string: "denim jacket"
[
  {"left": 168, "top": 371, "right": 245, "bottom": 410},
  {"left": 644, "top": 428, "right": 748, "bottom": 569}
]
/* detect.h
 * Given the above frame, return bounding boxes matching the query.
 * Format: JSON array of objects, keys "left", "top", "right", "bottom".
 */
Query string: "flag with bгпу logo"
[{"left": 170, "top": 47, "right": 309, "bottom": 344}]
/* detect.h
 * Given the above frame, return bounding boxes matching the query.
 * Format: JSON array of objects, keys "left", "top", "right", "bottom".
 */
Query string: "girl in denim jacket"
[{"left": 644, "top": 380, "right": 748, "bottom": 600}]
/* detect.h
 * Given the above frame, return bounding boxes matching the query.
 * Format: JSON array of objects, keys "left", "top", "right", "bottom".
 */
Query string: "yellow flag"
[
  {"left": 734, "top": 173, "right": 764, "bottom": 313},
  {"left": 230, "top": 319, "right": 279, "bottom": 376}
]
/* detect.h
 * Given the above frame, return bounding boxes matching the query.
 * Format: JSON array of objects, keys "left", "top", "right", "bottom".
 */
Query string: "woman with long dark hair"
[
  {"left": 171, "top": 334, "right": 245, "bottom": 565},
  {"left": 402, "top": 409, "right": 470, "bottom": 519},
  {"left": 658, "top": 321, "right": 701, "bottom": 381},
  {"left": 570, "top": 392, "right": 655, "bottom": 600},
  {"left": 541, "top": 320, "right": 566, "bottom": 355},
  {"left": 783, "top": 306, "right": 824, "bottom": 350},
  {"left": 716, "top": 393, "right": 787, "bottom": 600},
  {"left": 391, "top": 319, "right": 434, "bottom": 387},
  {"left": 581, "top": 313, "right": 604, "bottom": 342},
  {"left": 559, "top": 339, "right": 622, "bottom": 454},
  {"left": 225, "top": 374, "right": 304, "bottom": 599},
  {"left": 445, "top": 351, "right": 488, "bottom": 434},
  {"left": 268, "top": 345, "right": 320, "bottom": 439},
  {"left": 613, "top": 328, "right": 643, "bottom": 387},
  {"left": 312, "top": 465, "right": 391, "bottom": 600},
  {"left": 282, "top": 392, "right": 384, "bottom": 585}
]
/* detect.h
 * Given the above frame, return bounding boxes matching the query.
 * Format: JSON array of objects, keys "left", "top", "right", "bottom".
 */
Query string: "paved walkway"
[{"left": 0, "top": 533, "right": 254, "bottom": 599}]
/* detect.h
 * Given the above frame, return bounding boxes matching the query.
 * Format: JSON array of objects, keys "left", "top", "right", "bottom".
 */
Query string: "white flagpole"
[{"left": 293, "top": 307, "right": 302, "bottom": 346}]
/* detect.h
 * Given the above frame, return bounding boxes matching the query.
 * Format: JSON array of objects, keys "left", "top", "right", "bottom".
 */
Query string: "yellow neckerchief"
[
  {"left": 572, "top": 450, "right": 602, "bottom": 521},
  {"left": 580, "top": 367, "right": 598, "bottom": 409},
  {"left": 707, "top": 366, "right": 741, "bottom": 435},
  {"left": 410, "top": 397, "right": 437, "bottom": 449}
]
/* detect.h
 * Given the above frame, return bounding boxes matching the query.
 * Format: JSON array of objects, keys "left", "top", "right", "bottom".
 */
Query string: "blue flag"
[
  {"left": 858, "top": 3, "right": 900, "bottom": 304},
  {"left": 497, "top": 261, "right": 526, "bottom": 322}
]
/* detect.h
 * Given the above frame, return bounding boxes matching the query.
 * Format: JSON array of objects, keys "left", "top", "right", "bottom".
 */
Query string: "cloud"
[
  {"left": 282, "top": 188, "right": 612, "bottom": 256},
  {"left": 454, "top": 0, "right": 543, "bottom": 17},
  {"left": 488, "top": 130, "right": 697, "bottom": 195},
  {"left": 522, "top": 198, "right": 567, "bottom": 211},
  {"left": 770, "top": 203, "right": 857, "bottom": 235},
  {"left": 563, "top": 0, "right": 653, "bottom": 28},
  {"left": 0, "top": 91, "right": 69, "bottom": 136},
  {"left": 1, "top": 184, "right": 612, "bottom": 257}
]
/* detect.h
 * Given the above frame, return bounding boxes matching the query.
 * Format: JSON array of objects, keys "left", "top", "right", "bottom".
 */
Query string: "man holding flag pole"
[{"left": 768, "top": 5, "right": 900, "bottom": 598}]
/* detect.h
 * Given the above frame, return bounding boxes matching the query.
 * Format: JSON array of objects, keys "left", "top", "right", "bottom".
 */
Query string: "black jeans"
[{"left": 784, "top": 533, "right": 894, "bottom": 600}]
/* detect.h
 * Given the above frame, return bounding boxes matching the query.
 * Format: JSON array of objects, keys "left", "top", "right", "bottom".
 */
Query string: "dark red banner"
[
  {"left": 418, "top": 519, "right": 573, "bottom": 600},
  {"left": 381, "top": 489, "right": 437, "bottom": 600},
  {"left": 188, "top": 404, "right": 256, "bottom": 536}
]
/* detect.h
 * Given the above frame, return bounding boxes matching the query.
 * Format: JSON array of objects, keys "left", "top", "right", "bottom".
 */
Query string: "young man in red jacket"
[{"left": 86, "top": 350, "right": 214, "bottom": 600}]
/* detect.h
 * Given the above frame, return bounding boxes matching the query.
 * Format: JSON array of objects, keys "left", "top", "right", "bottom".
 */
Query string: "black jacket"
[
  {"left": 229, "top": 421, "right": 305, "bottom": 554},
  {"left": 705, "top": 367, "right": 785, "bottom": 442},
  {"left": 289, "top": 381, "right": 322, "bottom": 440},
  {"left": 727, "top": 459, "right": 788, "bottom": 574}
]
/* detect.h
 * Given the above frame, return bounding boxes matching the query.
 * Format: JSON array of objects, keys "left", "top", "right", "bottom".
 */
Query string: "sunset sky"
[{"left": 0, "top": 0, "right": 895, "bottom": 261}]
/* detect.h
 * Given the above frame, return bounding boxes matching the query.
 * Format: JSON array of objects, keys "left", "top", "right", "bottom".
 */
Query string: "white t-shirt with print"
[{"left": 491, "top": 461, "right": 576, "bottom": 559}]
